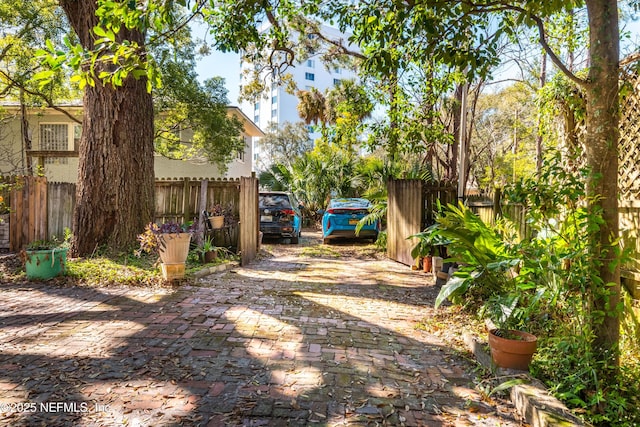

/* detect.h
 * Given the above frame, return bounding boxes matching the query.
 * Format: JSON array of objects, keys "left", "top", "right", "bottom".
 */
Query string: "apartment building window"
[
  {"left": 306, "top": 59, "right": 315, "bottom": 68},
  {"left": 334, "top": 67, "right": 342, "bottom": 74},
  {"left": 271, "top": 95, "right": 277, "bottom": 104},
  {"left": 254, "top": 102, "right": 259, "bottom": 111},
  {"left": 333, "top": 78, "right": 342, "bottom": 86},
  {"left": 305, "top": 72, "right": 315, "bottom": 81},
  {"left": 39, "top": 123, "right": 78, "bottom": 164},
  {"left": 271, "top": 109, "right": 277, "bottom": 119}
]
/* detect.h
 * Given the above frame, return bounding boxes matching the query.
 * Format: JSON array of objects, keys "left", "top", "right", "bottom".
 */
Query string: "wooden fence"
[
  {"left": 9, "top": 176, "right": 48, "bottom": 251},
  {"left": 5, "top": 176, "right": 260, "bottom": 265},
  {"left": 467, "top": 192, "right": 530, "bottom": 239},
  {"left": 238, "top": 176, "right": 259, "bottom": 266},
  {"left": 387, "top": 179, "right": 456, "bottom": 266},
  {"left": 154, "top": 178, "right": 242, "bottom": 224},
  {"left": 387, "top": 181, "right": 640, "bottom": 288}
]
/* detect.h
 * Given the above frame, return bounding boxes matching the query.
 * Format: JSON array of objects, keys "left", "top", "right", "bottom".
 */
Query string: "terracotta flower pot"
[
  {"left": 488, "top": 329, "right": 537, "bottom": 371},
  {"left": 423, "top": 256, "right": 432, "bottom": 273}
]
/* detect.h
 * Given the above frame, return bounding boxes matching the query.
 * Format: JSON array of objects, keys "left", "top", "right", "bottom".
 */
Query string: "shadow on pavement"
[{"left": 0, "top": 239, "right": 522, "bottom": 426}]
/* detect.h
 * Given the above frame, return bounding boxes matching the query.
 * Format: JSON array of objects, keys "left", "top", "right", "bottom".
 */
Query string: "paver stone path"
[{"left": 0, "top": 231, "right": 524, "bottom": 426}]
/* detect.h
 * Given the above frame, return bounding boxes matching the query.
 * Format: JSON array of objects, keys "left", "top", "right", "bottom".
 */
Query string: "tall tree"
[
  {"left": 255, "top": 122, "right": 312, "bottom": 171},
  {"left": 58, "top": 0, "right": 155, "bottom": 256}
]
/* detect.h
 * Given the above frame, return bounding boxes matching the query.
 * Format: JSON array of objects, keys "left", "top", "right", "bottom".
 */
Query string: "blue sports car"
[{"left": 321, "top": 198, "right": 379, "bottom": 244}]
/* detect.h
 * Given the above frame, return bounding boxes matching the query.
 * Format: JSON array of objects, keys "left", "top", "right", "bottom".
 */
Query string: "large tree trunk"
[
  {"left": 584, "top": 0, "right": 620, "bottom": 368},
  {"left": 59, "top": 0, "right": 155, "bottom": 256}
]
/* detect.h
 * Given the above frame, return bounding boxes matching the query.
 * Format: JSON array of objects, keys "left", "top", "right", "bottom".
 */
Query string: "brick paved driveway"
[{"left": 0, "top": 232, "right": 524, "bottom": 426}]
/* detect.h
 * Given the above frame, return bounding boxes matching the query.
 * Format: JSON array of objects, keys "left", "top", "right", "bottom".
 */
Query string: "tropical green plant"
[
  {"left": 433, "top": 202, "right": 537, "bottom": 330},
  {"left": 409, "top": 224, "right": 448, "bottom": 260},
  {"left": 196, "top": 236, "right": 216, "bottom": 254},
  {"left": 195, "top": 236, "right": 231, "bottom": 263}
]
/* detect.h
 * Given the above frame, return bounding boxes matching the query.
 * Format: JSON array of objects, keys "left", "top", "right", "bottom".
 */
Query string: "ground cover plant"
[{"left": 0, "top": 243, "right": 235, "bottom": 288}]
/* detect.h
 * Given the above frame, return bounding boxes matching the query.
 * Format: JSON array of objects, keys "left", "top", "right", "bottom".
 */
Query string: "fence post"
[
  {"left": 493, "top": 188, "right": 502, "bottom": 222},
  {"left": 197, "top": 179, "right": 208, "bottom": 247}
]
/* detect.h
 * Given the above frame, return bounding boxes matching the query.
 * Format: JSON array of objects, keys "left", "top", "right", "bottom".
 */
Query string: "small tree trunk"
[
  {"left": 584, "top": 0, "right": 620, "bottom": 371},
  {"left": 536, "top": 51, "right": 546, "bottom": 173}
]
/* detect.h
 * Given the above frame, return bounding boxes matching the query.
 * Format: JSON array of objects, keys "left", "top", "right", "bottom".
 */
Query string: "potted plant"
[
  {"left": 206, "top": 203, "right": 227, "bottom": 229},
  {"left": 409, "top": 224, "right": 447, "bottom": 273},
  {"left": 196, "top": 236, "right": 218, "bottom": 263},
  {"left": 138, "top": 221, "right": 195, "bottom": 280},
  {"left": 433, "top": 203, "right": 540, "bottom": 371},
  {"left": 22, "top": 229, "right": 72, "bottom": 280}
]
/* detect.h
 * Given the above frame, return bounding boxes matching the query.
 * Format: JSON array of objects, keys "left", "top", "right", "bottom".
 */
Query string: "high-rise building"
[{"left": 239, "top": 25, "right": 358, "bottom": 172}]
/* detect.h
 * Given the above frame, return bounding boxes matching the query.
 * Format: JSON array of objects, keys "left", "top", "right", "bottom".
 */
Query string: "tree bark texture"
[
  {"left": 59, "top": 0, "right": 155, "bottom": 256},
  {"left": 584, "top": 0, "right": 620, "bottom": 366}
]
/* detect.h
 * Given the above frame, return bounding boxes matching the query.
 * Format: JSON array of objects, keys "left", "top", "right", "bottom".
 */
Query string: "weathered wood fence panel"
[
  {"left": 154, "top": 178, "right": 242, "bottom": 224},
  {"left": 387, "top": 179, "right": 457, "bottom": 266},
  {"left": 9, "top": 176, "right": 48, "bottom": 251},
  {"left": 154, "top": 179, "right": 201, "bottom": 224},
  {"left": 423, "top": 182, "right": 458, "bottom": 228},
  {"left": 387, "top": 179, "right": 423, "bottom": 266},
  {"left": 621, "top": 200, "right": 640, "bottom": 295},
  {"left": 468, "top": 192, "right": 529, "bottom": 239},
  {"left": 48, "top": 182, "right": 75, "bottom": 239},
  {"left": 239, "top": 176, "right": 259, "bottom": 266}
]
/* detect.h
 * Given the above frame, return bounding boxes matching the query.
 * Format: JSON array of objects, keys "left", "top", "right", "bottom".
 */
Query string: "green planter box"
[{"left": 25, "top": 248, "right": 69, "bottom": 280}]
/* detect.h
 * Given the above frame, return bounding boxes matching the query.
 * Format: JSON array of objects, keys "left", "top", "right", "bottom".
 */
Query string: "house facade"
[{"left": 0, "top": 103, "right": 263, "bottom": 182}]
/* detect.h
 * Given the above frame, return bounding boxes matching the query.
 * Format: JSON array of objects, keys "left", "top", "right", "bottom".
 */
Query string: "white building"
[
  {"left": 239, "top": 25, "right": 358, "bottom": 172},
  {"left": 0, "top": 103, "right": 262, "bottom": 182}
]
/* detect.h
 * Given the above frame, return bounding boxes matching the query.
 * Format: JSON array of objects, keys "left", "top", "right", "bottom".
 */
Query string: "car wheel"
[
  {"left": 323, "top": 238, "right": 330, "bottom": 244},
  {"left": 291, "top": 232, "right": 299, "bottom": 244}
]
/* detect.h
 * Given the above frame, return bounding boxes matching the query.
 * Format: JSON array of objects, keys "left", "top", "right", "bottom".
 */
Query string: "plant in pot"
[
  {"left": 196, "top": 236, "right": 219, "bottom": 264},
  {"left": 206, "top": 203, "right": 232, "bottom": 229},
  {"left": 22, "top": 229, "right": 72, "bottom": 280},
  {"left": 137, "top": 221, "right": 195, "bottom": 280},
  {"left": 409, "top": 224, "right": 448, "bottom": 273},
  {"left": 433, "top": 202, "right": 543, "bottom": 371}
]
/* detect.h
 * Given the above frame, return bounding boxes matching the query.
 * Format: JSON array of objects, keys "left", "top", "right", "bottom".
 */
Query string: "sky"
[
  {"left": 195, "top": 49, "right": 241, "bottom": 104},
  {"left": 192, "top": 18, "right": 640, "bottom": 107},
  {"left": 191, "top": 21, "right": 242, "bottom": 105}
]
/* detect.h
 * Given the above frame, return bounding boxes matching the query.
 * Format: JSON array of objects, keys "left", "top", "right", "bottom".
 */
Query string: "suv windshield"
[{"left": 259, "top": 194, "right": 292, "bottom": 209}]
